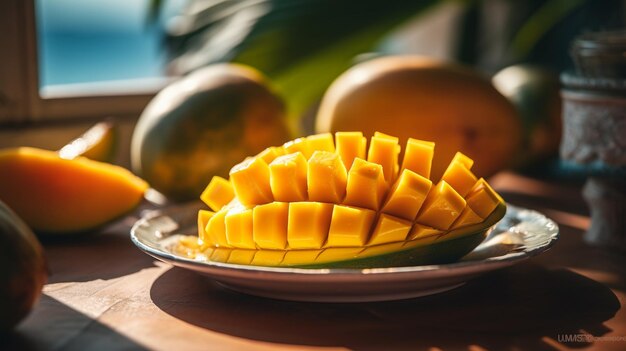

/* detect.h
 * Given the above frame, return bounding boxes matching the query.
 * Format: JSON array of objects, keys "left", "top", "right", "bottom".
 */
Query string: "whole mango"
[
  {"left": 0, "top": 200, "right": 47, "bottom": 330},
  {"left": 316, "top": 56, "right": 522, "bottom": 180},
  {"left": 131, "top": 63, "right": 291, "bottom": 201}
]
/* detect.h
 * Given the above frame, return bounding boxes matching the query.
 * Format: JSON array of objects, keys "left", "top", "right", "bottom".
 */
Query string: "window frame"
[{"left": 0, "top": 0, "right": 170, "bottom": 124}]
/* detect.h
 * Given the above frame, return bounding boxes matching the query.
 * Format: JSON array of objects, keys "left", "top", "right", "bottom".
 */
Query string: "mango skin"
[
  {"left": 316, "top": 56, "right": 522, "bottom": 180},
  {"left": 0, "top": 199, "right": 47, "bottom": 330},
  {"left": 0, "top": 147, "right": 148, "bottom": 234}
]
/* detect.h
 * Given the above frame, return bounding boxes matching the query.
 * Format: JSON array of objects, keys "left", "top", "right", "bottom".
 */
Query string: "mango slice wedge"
[{"left": 185, "top": 132, "right": 507, "bottom": 268}]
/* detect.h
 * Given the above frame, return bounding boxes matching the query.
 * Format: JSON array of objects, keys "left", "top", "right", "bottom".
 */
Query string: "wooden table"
[{"left": 4, "top": 172, "right": 626, "bottom": 351}]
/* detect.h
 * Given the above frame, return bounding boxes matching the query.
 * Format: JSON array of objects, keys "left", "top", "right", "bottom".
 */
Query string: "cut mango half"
[{"left": 180, "top": 132, "right": 506, "bottom": 268}]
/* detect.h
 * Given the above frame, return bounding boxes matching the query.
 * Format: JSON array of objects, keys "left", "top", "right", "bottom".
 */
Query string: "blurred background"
[{"left": 0, "top": 0, "right": 624, "bottom": 168}]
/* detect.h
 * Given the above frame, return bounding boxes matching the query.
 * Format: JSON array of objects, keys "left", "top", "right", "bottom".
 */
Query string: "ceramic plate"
[{"left": 131, "top": 202, "right": 559, "bottom": 302}]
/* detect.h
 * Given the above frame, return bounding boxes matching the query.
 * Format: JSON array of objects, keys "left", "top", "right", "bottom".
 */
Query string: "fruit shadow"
[
  {"left": 150, "top": 263, "right": 619, "bottom": 350},
  {"left": 1, "top": 294, "right": 148, "bottom": 351},
  {"left": 40, "top": 215, "right": 156, "bottom": 283}
]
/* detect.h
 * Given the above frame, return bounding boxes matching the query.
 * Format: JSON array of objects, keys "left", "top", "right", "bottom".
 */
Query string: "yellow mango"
[
  {"left": 381, "top": 169, "right": 432, "bottom": 221},
  {"left": 251, "top": 249, "right": 286, "bottom": 266},
  {"left": 407, "top": 224, "right": 442, "bottom": 240},
  {"left": 416, "top": 181, "right": 466, "bottom": 230},
  {"left": 315, "top": 247, "right": 364, "bottom": 265},
  {"left": 256, "top": 146, "right": 286, "bottom": 164},
  {"left": 441, "top": 159, "right": 477, "bottom": 197},
  {"left": 0, "top": 147, "right": 147, "bottom": 234},
  {"left": 197, "top": 210, "right": 215, "bottom": 244},
  {"left": 306, "top": 133, "right": 335, "bottom": 153},
  {"left": 335, "top": 131, "right": 366, "bottom": 170},
  {"left": 282, "top": 250, "right": 323, "bottom": 266},
  {"left": 367, "top": 132, "right": 400, "bottom": 184},
  {"left": 451, "top": 206, "right": 483, "bottom": 229},
  {"left": 229, "top": 156, "right": 273, "bottom": 206},
  {"left": 287, "top": 202, "right": 333, "bottom": 249},
  {"left": 466, "top": 178, "right": 501, "bottom": 218},
  {"left": 307, "top": 151, "right": 347, "bottom": 203},
  {"left": 343, "top": 158, "right": 388, "bottom": 211},
  {"left": 451, "top": 151, "right": 474, "bottom": 169},
  {"left": 269, "top": 152, "right": 308, "bottom": 202},
  {"left": 205, "top": 209, "right": 230, "bottom": 247},
  {"left": 225, "top": 208, "right": 255, "bottom": 249},
  {"left": 326, "top": 205, "right": 376, "bottom": 247},
  {"left": 200, "top": 176, "right": 234, "bottom": 212},
  {"left": 400, "top": 138, "right": 435, "bottom": 179},
  {"left": 368, "top": 214, "right": 412, "bottom": 245},
  {"left": 227, "top": 249, "right": 256, "bottom": 265},
  {"left": 253, "top": 202, "right": 288, "bottom": 249},
  {"left": 283, "top": 137, "right": 312, "bottom": 159}
]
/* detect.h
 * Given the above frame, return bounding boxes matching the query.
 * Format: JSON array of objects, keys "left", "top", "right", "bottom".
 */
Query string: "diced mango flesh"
[
  {"left": 381, "top": 169, "right": 432, "bottom": 221},
  {"left": 253, "top": 202, "right": 288, "bottom": 249},
  {"left": 401, "top": 138, "right": 435, "bottom": 179},
  {"left": 200, "top": 176, "right": 234, "bottom": 212},
  {"left": 335, "top": 131, "right": 366, "bottom": 170},
  {"left": 416, "top": 181, "right": 466, "bottom": 230},
  {"left": 441, "top": 159, "right": 477, "bottom": 197},
  {"left": 306, "top": 133, "right": 335, "bottom": 153},
  {"left": 269, "top": 152, "right": 308, "bottom": 202},
  {"left": 368, "top": 214, "right": 412, "bottom": 246},
  {"left": 367, "top": 133, "right": 400, "bottom": 184},
  {"left": 307, "top": 151, "right": 347, "bottom": 203},
  {"left": 229, "top": 157, "right": 273, "bottom": 206},
  {"left": 343, "top": 158, "right": 388, "bottom": 211},
  {"left": 327, "top": 205, "right": 376, "bottom": 247},
  {"left": 287, "top": 202, "right": 333, "bottom": 249},
  {"left": 194, "top": 132, "right": 506, "bottom": 266}
]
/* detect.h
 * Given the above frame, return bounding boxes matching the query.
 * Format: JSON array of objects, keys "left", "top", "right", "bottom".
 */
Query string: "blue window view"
[{"left": 36, "top": 0, "right": 184, "bottom": 88}]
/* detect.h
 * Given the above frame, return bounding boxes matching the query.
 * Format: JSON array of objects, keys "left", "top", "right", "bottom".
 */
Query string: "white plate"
[{"left": 131, "top": 203, "right": 558, "bottom": 302}]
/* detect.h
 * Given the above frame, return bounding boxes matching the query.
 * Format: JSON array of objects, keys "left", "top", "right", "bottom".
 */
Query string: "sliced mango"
[
  {"left": 191, "top": 132, "right": 507, "bottom": 268},
  {"left": 307, "top": 151, "right": 347, "bottom": 203},
  {"left": 401, "top": 138, "right": 435, "bottom": 179},
  {"left": 229, "top": 157, "right": 273, "bottom": 206},
  {"left": 416, "top": 181, "right": 466, "bottom": 230},
  {"left": 287, "top": 202, "right": 333, "bottom": 249},
  {"left": 381, "top": 169, "right": 432, "bottom": 221},
  {"left": 200, "top": 176, "right": 234, "bottom": 212},
  {"left": 269, "top": 152, "right": 308, "bottom": 202},
  {"left": 335, "top": 131, "right": 366, "bottom": 170},
  {"left": 343, "top": 158, "right": 388, "bottom": 211},
  {"left": 367, "top": 132, "right": 400, "bottom": 184},
  {"left": 252, "top": 202, "right": 288, "bottom": 249}
]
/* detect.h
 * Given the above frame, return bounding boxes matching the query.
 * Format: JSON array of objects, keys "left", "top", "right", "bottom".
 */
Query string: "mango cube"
[
  {"left": 452, "top": 151, "right": 474, "bottom": 169},
  {"left": 225, "top": 208, "right": 255, "bottom": 249},
  {"left": 200, "top": 176, "right": 234, "bottom": 212},
  {"left": 253, "top": 202, "right": 288, "bottom": 249},
  {"left": 306, "top": 133, "right": 335, "bottom": 153},
  {"left": 227, "top": 249, "right": 256, "bottom": 265},
  {"left": 288, "top": 202, "right": 333, "bottom": 249},
  {"left": 451, "top": 206, "right": 483, "bottom": 229},
  {"left": 335, "top": 131, "right": 366, "bottom": 170},
  {"left": 416, "top": 180, "right": 466, "bottom": 230},
  {"left": 256, "top": 146, "right": 286, "bottom": 164},
  {"left": 327, "top": 205, "right": 376, "bottom": 247},
  {"left": 230, "top": 157, "right": 273, "bottom": 206},
  {"left": 441, "top": 159, "right": 477, "bottom": 197},
  {"left": 205, "top": 209, "right": 230, "bottom": 247},
  {"left": 283, "top": 137, "right": 312, "bottom": 159},
  {"left": 197, "top": 210, "right": 215, "bottom": 244},
  {"left": 367, "top": 132, "right": 400, "bottom": 184},
  {"left": 282, "top": 250, "right": 323, "bottom": 266},
  {"left": 401, "top": 138, "right": 435, "bottom": 179},
  {"left": 307, "top": 151, "right": 347, "bottom": 203},
  {"left": 381, "top": 169, "right": 432, "bottom": 221},
  {"left": 408, "top": 224, "right": 442, "bottom": 240},
  {"left": 466, "top": 178, "right": 501, "bottom": 218},
  {"left": 343, "top": 158, "right": 388, "bottom": 211},
  {"left": 251, "top": 250, "right": 286, "bottom": 266},
  {"left": 269, "top": 152, "right": 308, "bottom": 202},
  {"left": 368, "top": 214, "right": 412, "bottom": 246}
]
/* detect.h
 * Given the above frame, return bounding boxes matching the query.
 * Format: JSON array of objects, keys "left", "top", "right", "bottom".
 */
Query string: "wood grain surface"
[{"left": 3, "top": 172, "right": 625, "bottom": 351}]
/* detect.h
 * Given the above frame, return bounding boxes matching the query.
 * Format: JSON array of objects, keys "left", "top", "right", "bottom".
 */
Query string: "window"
[{"left": 0, "top": 0, "right": 183, "bottom": 124}]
